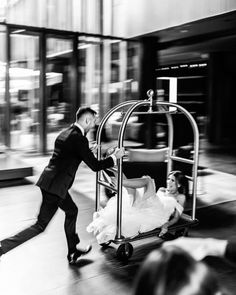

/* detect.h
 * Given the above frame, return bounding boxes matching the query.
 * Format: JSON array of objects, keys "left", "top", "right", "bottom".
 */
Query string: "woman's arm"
[
  {"left": 177, "top": 194, "right": 186, "bottom": 209},
  {"left": 159, "top": 194, "right": 186, "bottom": 237},
  {"left": 159, "top": 209, "right": 181, "bottom": 237}
]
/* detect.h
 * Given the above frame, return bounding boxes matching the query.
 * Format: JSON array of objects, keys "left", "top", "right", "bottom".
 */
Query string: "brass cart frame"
[{"left": 94, "top": 90, "right": 199, "bottom": 260}]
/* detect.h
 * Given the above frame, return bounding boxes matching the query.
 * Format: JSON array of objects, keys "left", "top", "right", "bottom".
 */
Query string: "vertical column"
[
  {"left": 5, "top": 25, "right": 10, "bottom": 148},
  {"left": 85, "top": 43, "right": 95, "bottom": 107},
  {"left": 139, "top": 37, "right": 159, "bottom": 148},
  {"left": 39, "top": 31, "right": 47, "bottom": 154},
  {"left": 119, "top": 41, "right": 127, "bottom": 103},
  {"left": 98, "top": 0, "right": 105, "bottom": 118},
  {"left": 208, "top": 52, "right": 236, "bottom": 145},
  {"left": 99, "top": 40, "right": 105, "bottom": 119},
  {"left": 139, "top": 37, "right": 158, "bottom": 100},
  {"left": 72, "top": 34, "right": 79, "bottom": 111},
  {"left": 101, "top": 39, "right": 111, "bottom": 118}
]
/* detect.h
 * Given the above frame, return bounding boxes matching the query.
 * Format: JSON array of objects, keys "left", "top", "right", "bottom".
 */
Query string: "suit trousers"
[{"left": 1, "top": 189, "right": 80, "bottom": 255}]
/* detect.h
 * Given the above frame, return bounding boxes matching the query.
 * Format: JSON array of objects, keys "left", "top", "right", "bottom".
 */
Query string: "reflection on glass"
[
  {"left": 78, "top": 36, "right": 103, "bottom": 141},
  {"left": 46, "top": 37, "right": 73, "bottom": 151},
  {"left": 79, "top": 37, "right": 140, "bottom": 114},
  {"left": 79, "top": 36, "right": 102, "bottom": 105},
  {"left": 9, "top": 33, "right": 40, "bottom": 152},
  {"left": 78, "top": 37, "right": 140, "bottom": 144},
  {"left": 0, "top": 26, "right": 6, "bottom": 150},
  {"left": 127, "top": 41, "right": 140, "bottom": 99}
]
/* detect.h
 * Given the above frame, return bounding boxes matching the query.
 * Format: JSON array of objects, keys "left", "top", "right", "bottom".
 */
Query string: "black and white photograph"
[{"left": 0, "top": 1, "right": 236, "bottom": 294}]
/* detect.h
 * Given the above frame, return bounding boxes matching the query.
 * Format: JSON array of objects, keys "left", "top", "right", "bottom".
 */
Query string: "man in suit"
[{"left": 0, "top": 107, "right": 125, "bottom": 264}]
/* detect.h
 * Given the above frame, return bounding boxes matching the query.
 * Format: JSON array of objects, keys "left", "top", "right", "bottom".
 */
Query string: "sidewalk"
[{"left": 1, "top": 154, "right": 236, "bottom": 295}]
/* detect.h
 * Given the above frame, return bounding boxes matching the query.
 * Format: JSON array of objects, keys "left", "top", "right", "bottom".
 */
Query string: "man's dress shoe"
[{"left": 67, "top": 244, "right": 92, "bottom": 264}]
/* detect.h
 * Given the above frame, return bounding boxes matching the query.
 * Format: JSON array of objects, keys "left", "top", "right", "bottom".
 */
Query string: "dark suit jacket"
[{"left": 36, "top": 124, "right": 114, "bottom": 199}]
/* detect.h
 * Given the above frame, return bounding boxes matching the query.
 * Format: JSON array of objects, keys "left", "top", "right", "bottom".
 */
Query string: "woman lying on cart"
[{"left": 87, "top": 170, "right": 189, "bottom": 244}]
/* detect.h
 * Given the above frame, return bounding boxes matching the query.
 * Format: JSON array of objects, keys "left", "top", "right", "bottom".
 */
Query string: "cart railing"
[
  {"left": 95, "top": 90, "right": 199, "bottom": 241},
  {"left": 95, "top": 100, "right": 139, "bottom": 211}
]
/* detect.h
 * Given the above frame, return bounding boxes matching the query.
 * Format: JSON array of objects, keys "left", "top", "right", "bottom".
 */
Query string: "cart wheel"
[
  {"left": 116, "top": 243, "right": 133, "bottom": 261},
  {"left": 99, "top": 241, "right": 111, "bottom": 248}
]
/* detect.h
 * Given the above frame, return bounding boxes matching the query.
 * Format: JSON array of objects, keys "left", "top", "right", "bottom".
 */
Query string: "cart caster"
[
  {"left": 175, "top": 227, "right": 189, "bottom": 238},
  {"left": 99, "top": 241, "right": 111, "bottom": 248},
  {"left": 116, "top": 243, "right": 133, "bottom": 261}
]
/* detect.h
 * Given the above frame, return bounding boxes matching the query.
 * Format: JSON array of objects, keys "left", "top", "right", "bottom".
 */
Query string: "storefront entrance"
[{"left": 0, "top": 24, "right": 139, "bottom": 154}]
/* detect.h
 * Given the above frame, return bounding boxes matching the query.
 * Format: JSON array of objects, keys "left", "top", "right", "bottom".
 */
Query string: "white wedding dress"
[{"left": 87, "top": 177, "right": 184, "bottom": 244}]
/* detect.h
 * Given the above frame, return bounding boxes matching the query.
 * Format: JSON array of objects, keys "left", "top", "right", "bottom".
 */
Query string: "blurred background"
[
  {"left": 0, "top": 0, "right": 235, "bottom": 157},
  {"left": 1, "top": 2, "right": 236, "bottom": 295}
]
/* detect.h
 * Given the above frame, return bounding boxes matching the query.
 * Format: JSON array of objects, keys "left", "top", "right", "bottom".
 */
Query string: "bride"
[{"left": 87, "top": 170, "right": 188, "bottom": 244}]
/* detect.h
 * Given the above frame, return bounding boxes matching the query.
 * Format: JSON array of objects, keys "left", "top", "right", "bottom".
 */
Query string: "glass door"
[
  {"left": 9, "top": 29, "right": 40, "bottom": 152},
  {"left": 79, "top": 37, "right": 140, "bottom": 116},
  {"left": 46, "top": 35, "right": 75, "bottom": 151},
  {"left": 0, "top": 25, "right": 6, "bottom": 150}
]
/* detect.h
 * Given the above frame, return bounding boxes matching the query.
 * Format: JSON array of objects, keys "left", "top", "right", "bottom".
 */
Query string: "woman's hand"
[{"left": 159, "top": 224, "right": 168, "bottom": 237}]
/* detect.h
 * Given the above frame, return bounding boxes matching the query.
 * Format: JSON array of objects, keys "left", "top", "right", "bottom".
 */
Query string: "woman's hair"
[
  {"left": 133, "top": 246, "right": 221, "bottom": 295},
  {"left": 168, "top": 170, "right": 189, "bottom": 197}
]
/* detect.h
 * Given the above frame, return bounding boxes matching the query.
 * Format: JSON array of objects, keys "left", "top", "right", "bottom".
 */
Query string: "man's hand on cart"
[
  {"left": 113, "top": 147, "right": 125, "bottom": 159},
  {"left": 89, "top": 141, "right": 99, "bottom": 153},
  {"left": 159, "top": 224, "right": 169, "bottom": 237}
]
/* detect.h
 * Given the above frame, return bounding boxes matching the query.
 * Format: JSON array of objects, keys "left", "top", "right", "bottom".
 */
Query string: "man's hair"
[{"left": 76, "top": 107, "right": 97, "bottom": 121}]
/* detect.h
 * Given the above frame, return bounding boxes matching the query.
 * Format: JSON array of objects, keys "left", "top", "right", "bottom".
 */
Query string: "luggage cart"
[{"left": 95, "top": 89, "right": 199, "bottom": 261}]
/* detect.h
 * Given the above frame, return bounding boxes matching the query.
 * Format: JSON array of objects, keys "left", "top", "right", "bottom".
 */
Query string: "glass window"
[
  {"left": 46, "top": 36, "right": 74, "bottom": 151},
  {"left": 78, "top": 37, "right": 140, "bottom": 117},
  {"left": 126, "top": 41, "right": 140, "bottom": 100},
  {"left": 78, "top": 36, "right": 102, "bottom": 107},
  {"left": 9, "top": 31, "right": 40, "bottom": 152},
  {"left": 0, "top": 25, "right": 6, "bottom": 149}
]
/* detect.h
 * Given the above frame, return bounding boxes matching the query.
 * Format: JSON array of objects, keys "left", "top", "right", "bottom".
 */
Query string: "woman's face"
[{"left": 166, "top": 174, "right": 178, "bottom": 194}]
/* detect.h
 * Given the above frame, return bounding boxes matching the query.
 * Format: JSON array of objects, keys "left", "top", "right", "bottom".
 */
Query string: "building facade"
[
  {"left": 0, "top": 0, "right": 140, "bottom": 153},
  {"left": 1, "top": 0, "right": 236, "bottom": 154}
]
